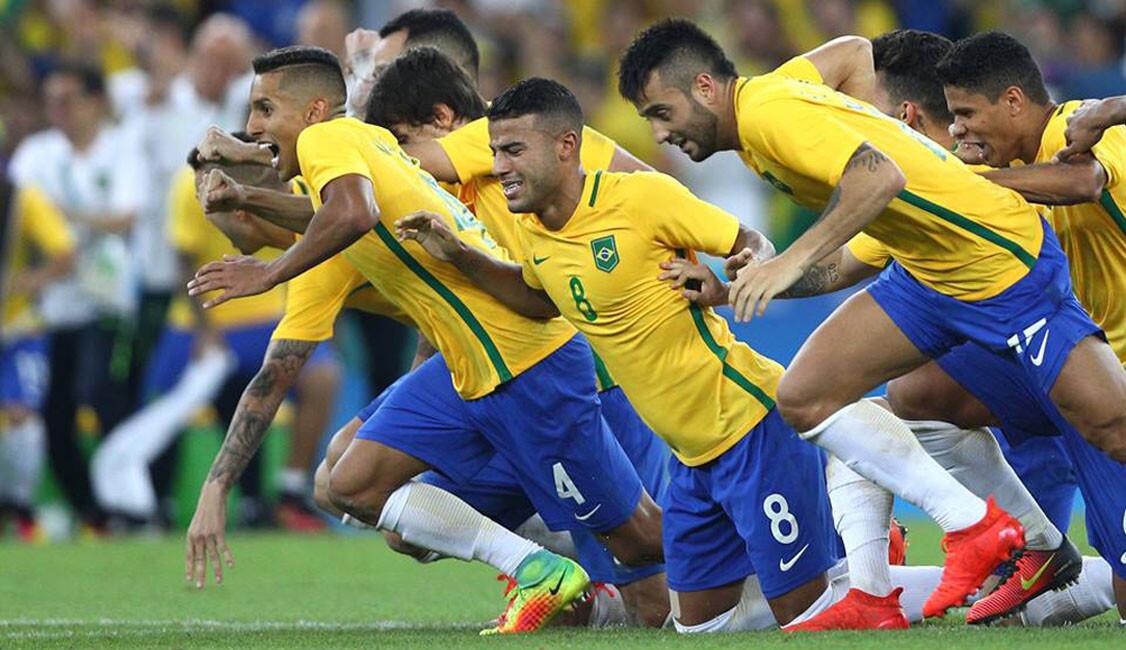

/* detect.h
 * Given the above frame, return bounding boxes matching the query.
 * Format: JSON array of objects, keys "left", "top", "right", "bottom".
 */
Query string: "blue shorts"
[
  {"left": 993, "top": 431, "right": 1077, "bottom": 534},
  {"left": 143, "top": 322, "right": 277, "bottom": 397},
  {"left": 869, "top": 221, "right": 1102, "bottom": 395},
  {"left": 598, "top": 386, "right": 671, "bottom": 504},
  {"left": 0, "top": 336, "right": 49, "bottom": 411},
  {"left": 356, "top": 335, "right": 643, "bottom": 533},
  {"left": 661, "top": 409, "right": 837, "bottom": 597},
  {"left": 937, "top": 339, "right": 1122, "bottom": 576}
]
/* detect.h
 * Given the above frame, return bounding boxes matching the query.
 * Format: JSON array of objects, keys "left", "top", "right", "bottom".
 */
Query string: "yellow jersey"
[
  {"left": 441, "top": 118, "right": 623, "bottom": 391},
  {"left": 166, "top": 166, "right": 286, "bottom": 330},
  {"left": 516, "top": 170, "right": 783, "bottom": 466},
  {"left": 2, "top": 185, "right": 76, "bottom": 336},
  {"left": 296, "top": 117, "right": 574, "bottom": 399},
  {"left": 1035, "top": 101, "right": 1126, "bottom": 366},
  {"left": 737, "top": 56, "right": 1044, "bottom": 301}
]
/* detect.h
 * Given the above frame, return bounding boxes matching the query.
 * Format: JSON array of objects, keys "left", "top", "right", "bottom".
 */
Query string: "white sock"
[
  {"left": 280, "top": 468, "right": 309, "bottom": 495},
  {"left": 0, "top": 417, "right": 45, "bottom": 506},
  {"left": 515, "top": 514, "right": 578, "bottom": 559},
  {"left": 376, "top": 482, "right": 542, "bottom": 576},
  {"left": 673, "top": 605, "right": 735, "bottom": 634},
  {"left": 826, "top": 455, "right": 894, "bottom": 596},
  {"left": 588, "top": 584, "right": 628, "bottom": 628},
  {"left": 889, "top": 565, "right": 944, "bottom": 622},
  {"left": 801, "top": 401, "right": 986, "bottom": 532},
  {"left": 1021, "top": 556, "right": 1115, "bottom": 626},
  {"left": 908, "top": 421, "right": 1063, "bottom": 550}
]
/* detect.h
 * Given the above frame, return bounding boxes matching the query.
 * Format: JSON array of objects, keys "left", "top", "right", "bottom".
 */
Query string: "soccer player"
[
  {"left": 185, "top": 46, "right": 663, "bottom": 634},
  {"left": 395, "top": 77, "right": 845, "bottom": 633},
  {"left": 927, "top": 30, "right": 1126, "bottom": 624},
  {"left": 0, "top": 183, "right": 75, "bottom": 542},
  {"left": 617, "top": 17, "right": 1126, "bottom": 619}
]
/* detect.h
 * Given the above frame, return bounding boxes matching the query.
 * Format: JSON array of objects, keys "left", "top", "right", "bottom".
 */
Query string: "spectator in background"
[
  {"left": 1062, "top": 11, "right": 1126, "bottom": 100},
  {"left": 7, "top": 62, "right": 143, "bottom": 534},
  {"left": 297, "top": 0, "right": 352, "bottom": 59}
]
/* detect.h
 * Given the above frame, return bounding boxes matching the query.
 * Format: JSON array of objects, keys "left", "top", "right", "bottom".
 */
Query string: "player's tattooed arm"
[
  {"left": 729, "top": 142, "right": 904, "bottom": 321},
  {"left": 395, "top": 211, "right": 561, "bottom": 319},
  {"left": 980, "top": 156, "right": 1107, "bottom": 205},
  {"left": 205, "top": 339, "right": 317, "bottom": 489}
]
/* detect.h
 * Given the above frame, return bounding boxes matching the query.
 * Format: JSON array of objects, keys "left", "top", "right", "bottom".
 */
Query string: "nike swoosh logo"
[
  {"left": 779, "top": 543, "right": 810, "bottom": 572},
  {"left": 1021, "top": 552, "right": 1056, "bottom": 589},
  {"left": 548, "top": 569, "right": 566, "bottom": 595},
  {"left": 574, "top": 504, "right": 602, "bottom": 521},
  {"left": 1030, "top": 329, "right": 1050, "bottom": 367},
  {"left": 533, "top": 256, "right": 550, "bottom": 265}
]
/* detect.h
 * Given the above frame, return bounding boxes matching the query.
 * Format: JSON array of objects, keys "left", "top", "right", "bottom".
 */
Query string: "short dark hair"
[
  {"left": 380, "top": 8, "right": 480, "bottom": 80},
  {"left": 145, "top": 3, "right": 190, "bottom": 44},
  {"left": 188, "top": 131, "right": 283, "bottom": 189},
  {"left": 252, "top": 45, "right": 347, "bottom": 104},
  {"left": 873, "top": 29, "right": 954, "bottom": 123},
  {"left": 936, "top": 31, "right": 1050, "bottom": 105},
  {"left": 48, "top": 60, "right": 105, "bottom": 96},
  {"left": 365, "top": 47, "right": 485, "bottom": 128},
  {"left": 487, "top": 78, "right": 583, "bottom": 135},
  {"left": 617, "top": 18, "right": 737, "bottom": 103}
]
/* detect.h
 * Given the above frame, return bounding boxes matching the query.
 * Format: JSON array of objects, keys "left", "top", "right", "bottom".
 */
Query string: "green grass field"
[{"left": 0, "top": 520, "right": 1120, "bottom": 648}]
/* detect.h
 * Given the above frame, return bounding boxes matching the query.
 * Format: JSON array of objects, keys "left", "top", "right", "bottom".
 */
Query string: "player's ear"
[
  {"left": 692, "top": 72, "right": 719, "bottom": 105},
  {"left": 899, "top": 101, "right": 915, "bottom": 126},
  {"left": 557, "top": 129, "right": 580, "bottom": 160},
  {"left": 432, "top": 104, "right": 456, "bottom": 130},
  {"left": 1003, "top": 86, "right": 1025, "bottom": 116},
  {"left": 305, "top": 97, "right": 330, "bottom": 123}
]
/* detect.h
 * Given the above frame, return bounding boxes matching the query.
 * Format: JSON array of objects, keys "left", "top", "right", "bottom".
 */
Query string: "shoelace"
[{"left": 496, "top": 573, "right": 518, "bottom": 599}]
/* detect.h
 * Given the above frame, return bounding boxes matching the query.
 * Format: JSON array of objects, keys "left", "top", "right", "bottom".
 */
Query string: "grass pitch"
[{"left": 0, "top": 519, "right": 1120, "bottom": 648}]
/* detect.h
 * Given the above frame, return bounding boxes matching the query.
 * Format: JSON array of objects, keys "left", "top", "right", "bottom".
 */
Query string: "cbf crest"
[{"left": 590, "top": 235, "right": 619, "bottom": 272}]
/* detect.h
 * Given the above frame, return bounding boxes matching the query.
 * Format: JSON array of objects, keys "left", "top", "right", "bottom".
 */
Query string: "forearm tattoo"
[
  {"left": 206, "top": 339, "right": 315, "bottom": 486},
  {"left": 780, "top": 262, "right": 841, "bottom": 298}
]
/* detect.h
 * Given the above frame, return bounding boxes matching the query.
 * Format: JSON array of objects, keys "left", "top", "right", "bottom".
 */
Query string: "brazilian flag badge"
[{"left": 591, "top": 235, "right": 619, "bottom": 273}]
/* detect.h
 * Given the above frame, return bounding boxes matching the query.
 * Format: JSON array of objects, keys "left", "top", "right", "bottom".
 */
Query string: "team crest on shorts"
[{"left": 591, "top": 235, "right": 619, "bottom": 272}]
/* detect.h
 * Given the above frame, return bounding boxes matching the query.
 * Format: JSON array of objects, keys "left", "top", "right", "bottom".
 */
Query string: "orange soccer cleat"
[
  {"left": 888, "top": 517, "right": 909, "bottom": 566},
  {"left": 966, "top": 536, "right": 1082, "bottom": 625},
  {"left": 922, "top": 497, "right": 1025, "bottom": 619},
  {"left": 784, "top": 587, "right": 909, "bottom": 632}
]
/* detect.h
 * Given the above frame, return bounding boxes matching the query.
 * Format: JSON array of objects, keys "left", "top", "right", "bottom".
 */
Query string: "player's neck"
[
  {"left": 537, "top": 168, "right": 585, "bottom": 231},
  {"left": 65, "top": 122, "right": 101, "bottom": 152},
  {"left": 718, "top": 78, "right": 742, "bottom": 151},
  {"left": 1018, "top": 102, "right": 1057, "bottom": 164}
]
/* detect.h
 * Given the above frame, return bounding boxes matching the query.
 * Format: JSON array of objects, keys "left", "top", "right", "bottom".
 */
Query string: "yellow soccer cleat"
[{"left": 480, "top": 551, "right": 590, "bottom": 635}]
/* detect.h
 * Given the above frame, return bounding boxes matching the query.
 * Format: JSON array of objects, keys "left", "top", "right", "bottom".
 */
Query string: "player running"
[
  {"left": 186, "top": 45, "right": 663, "bottom": 634},
  {"left": 397, "top": 77, "right": 850, "bottom": 633},
  {"left": 617, "top": 17, "right": 1126, "bottom": 620}
]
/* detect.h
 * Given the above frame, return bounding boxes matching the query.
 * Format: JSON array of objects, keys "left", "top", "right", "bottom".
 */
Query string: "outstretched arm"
[
  {"left": 186, "top": 339, "right": 316, "bottom": 589},
  {"left": 729, "top": 142, "right": 905, "bottom": 320},
  {"left": 1054, "top": 97, "right": 1126, "bottom": 161},
  {"left": 199, "top": 169, "right": 315, "bottom": 234},
  {"left": 802, "top": 35, "right": 878, "bottom": 102},
  {"left": 981, "top": 156, "right": 1106, "bottom": 205},
  {"left": 395, "top": 211, "right": 559, "bottom": 319}
]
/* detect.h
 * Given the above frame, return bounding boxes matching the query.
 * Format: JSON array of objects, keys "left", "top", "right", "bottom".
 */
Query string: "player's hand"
[
  {"left": 197, "top": 126, "right": 270, "bottom": 165},
  {"left": 1054, "top": 99, "right": 1109, "bottom": 162},
  {"left": 344, "top": 28, "right": 380, "bottom": 115},
  {"left": 199, "top": 168, "right": 247, "bottom": 213},
  {"left": 187, "top": 255, "right": 277, "bottom": 309},
  {"left": 723, "top": 248, "right": 759, "bottom": 280},
  {"left": 394, "top": 211, "right": 463, "bottom": 262},
  {"left": 185, "top": 482, "right": 234, "bottom": 589},
  {"left": 659, "top": 259, "right": 728, "bottom": 307},
  {"left": 729, "top": 255, "right": 805, "bottom": 322}
]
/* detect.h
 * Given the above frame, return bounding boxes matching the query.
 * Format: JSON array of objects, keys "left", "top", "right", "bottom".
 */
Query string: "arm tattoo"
[
  {"left": 780, "top": 262, "right": 841, "bottom": 298},
  {"left": 206, "top": 339, "right": 316, "bottom": 487},
  {"left": 843, "top": 143, "right": 891, "bottom": 173}
]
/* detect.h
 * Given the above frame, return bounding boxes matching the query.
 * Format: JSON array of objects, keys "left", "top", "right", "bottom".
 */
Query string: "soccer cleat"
[
  {"left": 784, "top": 587, "right": 909, "bottom": 632},
  {"left": 276, "top": 495, "right": 328, "bottom": 533},
  {"left": 922, "top": 497, "right": 1025, "bottom": 619},
  {"left": 888, "top": 517, "right": 909, "bottom": 566},
  {"left": 966, "top": 536, "right": 1083, "bottom": 625},
  {"left": 480, "top": 551, "right": 590, "bottom": 635}
]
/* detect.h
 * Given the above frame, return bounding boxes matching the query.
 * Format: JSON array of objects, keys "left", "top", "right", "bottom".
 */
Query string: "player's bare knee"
[
  {"left": 776, "top": 379, "right": 838, "bottom": 433},
  {"left": 312, "top": 461, "right": 336, "bottom": 514},
  {"left": 326, "top": 464, "right": 390, "bottom": 520},
  {"left": 885, "top": 377, "right": 936, "bottom": 421},
  {"left": 1084, "top": 410, "right": 1126, "bottom": 462}
]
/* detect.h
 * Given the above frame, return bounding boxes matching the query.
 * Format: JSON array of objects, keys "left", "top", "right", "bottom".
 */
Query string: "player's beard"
[{"left": 682, "top": 99, "right": 720, "bottom": 161}]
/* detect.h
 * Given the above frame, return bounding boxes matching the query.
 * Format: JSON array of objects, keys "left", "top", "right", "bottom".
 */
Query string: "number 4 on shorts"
[{"left": 553, "top": 462, "right": 586, "bottom": 505}]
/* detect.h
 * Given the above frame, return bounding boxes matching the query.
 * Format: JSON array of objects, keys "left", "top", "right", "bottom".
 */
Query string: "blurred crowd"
[{"left": 2, "top": 0, "right": 1126, "bottom": 542}]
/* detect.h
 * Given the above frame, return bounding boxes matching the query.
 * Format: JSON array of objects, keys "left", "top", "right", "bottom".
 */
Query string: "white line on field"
[{"left": 0, "top": 618, "right": 480, "bottom": 634}]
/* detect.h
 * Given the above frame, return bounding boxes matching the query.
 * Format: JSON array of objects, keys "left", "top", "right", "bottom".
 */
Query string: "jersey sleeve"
[
  {"left": 272, "top": 254, "right": 365, "bottom": 341},
  {"left": 579, "top": 126, "right": 617, "bottom": 172},
  {"left": 19, "top": 185, "right": 75, "bottom": 257},
  {"left": 296, "top": 123, "right": 372, "bottom": 197},
  {"left": 436, "top": 117, "right": 493, "bottom": 185},
  {"left": 766, "top": 56, "right": 825, "bottom": 84},
  {"left": 167, "top": 167, "right": 205, "bottom": 256},
  {"left": 636, "top": 173, "right": 741, "bottom": 255},
  {"left": 845, "top": 232, "right": 892, "bottom": 269},
  {"left": 741, "top": 97, "right": 868, "bottom": 188},
  {"left": 1091, "top": 128, "right": 1126, "bottom": 191}
]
